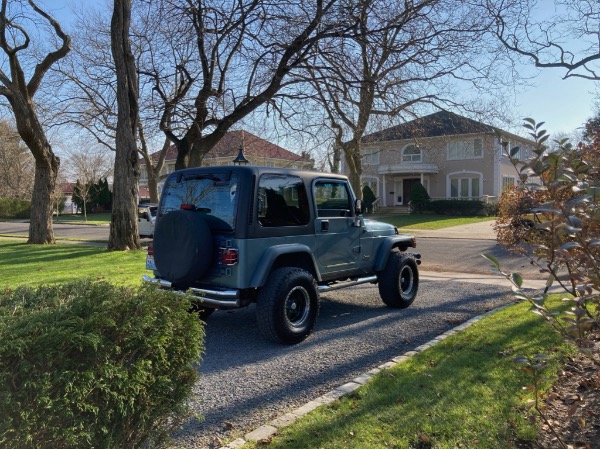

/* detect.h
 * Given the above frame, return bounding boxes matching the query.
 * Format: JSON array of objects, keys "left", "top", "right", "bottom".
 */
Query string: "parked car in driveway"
[
  {"left": 144, "top": 166, "right": 421, "bottom": 344},
  {"left": 138, "top": 203, "right": 158, "bottom": 238}
]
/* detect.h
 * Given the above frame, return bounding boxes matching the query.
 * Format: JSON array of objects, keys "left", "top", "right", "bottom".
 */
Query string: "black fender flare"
[
  {"left": 249, "top": 244, "right": 321, "bottom": 288},
  {"left": 373, "top": 236, "right": 415, "bottom": 271}
]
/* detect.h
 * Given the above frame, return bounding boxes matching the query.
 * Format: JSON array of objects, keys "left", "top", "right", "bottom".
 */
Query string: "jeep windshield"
[{"left": 159, "top": 172, "right": 238, "bottom": 231}]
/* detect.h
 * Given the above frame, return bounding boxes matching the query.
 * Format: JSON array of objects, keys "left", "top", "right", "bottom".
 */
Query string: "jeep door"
[{"left": 313, "top": 180, "right": 361, "bottom": 271}]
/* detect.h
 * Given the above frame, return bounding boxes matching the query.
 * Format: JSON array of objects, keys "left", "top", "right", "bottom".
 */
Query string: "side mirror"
[{"left": 355, "top": 199, "right": 363, "bottom": 215}]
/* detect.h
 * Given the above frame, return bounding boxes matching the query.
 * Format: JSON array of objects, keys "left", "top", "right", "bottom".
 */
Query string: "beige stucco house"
[{"left": 348, "top": 111, "right": 534, "bottom": 208}]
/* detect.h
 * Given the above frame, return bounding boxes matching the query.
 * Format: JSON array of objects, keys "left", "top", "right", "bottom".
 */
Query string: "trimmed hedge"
[
  {"left": 0, "top": 198, "right": 31, "bottom": 219},
  {"left": 0, "top": 280, "right": 204, "bottom": 449},
  {"left": 429, "top": 199, "right": 487, "bottom": 216}
]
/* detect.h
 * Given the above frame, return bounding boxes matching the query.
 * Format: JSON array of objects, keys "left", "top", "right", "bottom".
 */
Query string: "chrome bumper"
[{"left": 142, "top": 275, "right": 240, "bottom": 308}]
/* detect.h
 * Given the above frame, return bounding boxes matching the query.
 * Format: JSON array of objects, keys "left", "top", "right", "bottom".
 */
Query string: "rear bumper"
[{"left": 142, "top": 275, "right": 241, "bottom": 308}]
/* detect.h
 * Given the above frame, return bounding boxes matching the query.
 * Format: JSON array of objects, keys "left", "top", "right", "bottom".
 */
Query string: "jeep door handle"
[{"left": 321, "top": 220, "right": 329, "bottom": 232}]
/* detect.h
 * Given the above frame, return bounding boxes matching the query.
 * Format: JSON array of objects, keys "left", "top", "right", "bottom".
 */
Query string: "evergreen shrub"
[
  {"left": 362, "top": 185, "right": 376, "bottom": 214},
  {"left": 409, "top": 183, "right": 430, "bottom": 214},
  {"left": 0, "top": 198, "right": 31, "bottom": 219},
  {"left": 0, "top": 280, "right": 204, "bottom": 449}
]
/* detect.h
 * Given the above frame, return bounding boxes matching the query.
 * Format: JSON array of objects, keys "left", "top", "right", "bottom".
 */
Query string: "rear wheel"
[
  {"left": 378, "top": 253, "right": 419, "bottom": 308},
  {"left": 256, "top": 267, "right": 319, "bottom": 344}
]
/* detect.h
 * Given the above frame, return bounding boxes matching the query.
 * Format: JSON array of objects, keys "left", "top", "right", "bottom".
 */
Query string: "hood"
[{"left": 363, "top": 218, "right": 397, "bottom": 235}]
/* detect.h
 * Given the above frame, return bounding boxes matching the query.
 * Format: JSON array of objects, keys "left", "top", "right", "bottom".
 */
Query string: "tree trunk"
[
  {"left": 343, "top": 142, "right": 363, "bottom": 200},
  {"left": 147, "top": 174, "right": 159, "bottom": 203},
  {"left": 174, "top": 139, "right": 191, "bottom": 170},
  {"left": 108, "top": 0, "right": 140, "bottom": 251},
  {"left": 28, "top": 155, "right": 59, "bottom": 244},
  {"left": 9, "top": 98, "right": 61, "bottom": 244}
]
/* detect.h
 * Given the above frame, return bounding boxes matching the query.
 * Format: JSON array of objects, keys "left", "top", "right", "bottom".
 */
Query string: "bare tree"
[
  {"left": 485, "top": 0, "right": 600, "bottom": 80},
  {"left": 297, "top": 0, "right": 510, "bottom": 196},
  {"left": 0, "top": 120, "right": 34, "bottom": 199},
  {"left": 109, "top": 0, "right": 140, "bottom": 250},
  {"left": 63, "top": 145, "right": 113, "bottom": 221},
  {"left": 0, "top": 0, "right": 71, "bottom": 243},
  {"left": 142, "top": 0, "right": 359, "bottom": 170},
  {"left": 59, "top": 5, "right": 169, "bottom": 204}
]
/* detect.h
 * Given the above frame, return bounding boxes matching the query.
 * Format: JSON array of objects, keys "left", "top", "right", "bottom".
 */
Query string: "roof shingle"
[{"left": 362, "top": 110, "right": 496, "bottom": 143}]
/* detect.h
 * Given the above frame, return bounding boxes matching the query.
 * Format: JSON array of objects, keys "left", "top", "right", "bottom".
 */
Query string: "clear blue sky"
[{"left": 515, "top": 68, "right": 596, "bottom": 136}]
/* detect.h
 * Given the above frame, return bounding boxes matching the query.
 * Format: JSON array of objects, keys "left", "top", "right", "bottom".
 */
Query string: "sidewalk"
[{"left": 402, "top": 220, "right": 497, "bottom": 240}]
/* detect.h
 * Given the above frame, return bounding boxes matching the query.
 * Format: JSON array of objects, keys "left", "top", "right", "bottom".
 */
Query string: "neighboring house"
[
  {"left": 59, "top": 182, "right": 76, "bottom": 214},
  {"left": 139, "top": 130, "right": 314, "bottom": 200},
  {"left": 350, "top": 111, "right": 534, "bottom": 208}
]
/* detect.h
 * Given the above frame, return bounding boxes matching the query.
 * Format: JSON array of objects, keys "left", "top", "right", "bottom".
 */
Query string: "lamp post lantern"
[{"left": 232, "top": 148, "right": 250, "bottom": 165}]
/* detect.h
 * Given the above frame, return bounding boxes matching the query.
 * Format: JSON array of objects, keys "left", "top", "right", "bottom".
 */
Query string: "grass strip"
[
  {"left": 373, "top": 214, "right": 494, "bottom": 230},
  {"left": 245, "top": 298, "right": 571, "bottom": 449},
  {"left": 53, "top": 212, "right": 112, "bottom": 225},
  {"left": 0, "top": 240, "right": 147, "bottom": 288}
]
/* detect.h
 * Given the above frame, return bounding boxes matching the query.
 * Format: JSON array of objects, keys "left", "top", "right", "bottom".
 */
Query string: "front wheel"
[
  {"left": 256, "top": 267, "right": 319, "bottom": 344},
  {"left": 378, "top": 253, "right": 419, "bottom": 308}
]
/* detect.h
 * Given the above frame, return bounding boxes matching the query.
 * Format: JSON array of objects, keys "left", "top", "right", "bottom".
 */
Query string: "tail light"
[
  {"left": 148, "top": 242, "right": 154, "bottom": 255},
  {"left": 220, "top": 247, "right": 238, "bottom": 265}
]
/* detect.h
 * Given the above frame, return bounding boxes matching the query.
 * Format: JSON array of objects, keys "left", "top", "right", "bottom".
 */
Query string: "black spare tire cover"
[{"left": 153, "top": 210, "right": 213, "bottom": 288}]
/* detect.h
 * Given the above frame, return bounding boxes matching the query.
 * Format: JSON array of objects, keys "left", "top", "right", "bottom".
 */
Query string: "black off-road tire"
[
  {"left": 378, "top": 253, "right": 419, "bottom": 308},
  {"left": 153, "top": 210, "right": 213, "bottom": 288},
  {"left": 256, "top": 267, "right": 319, "bottom": 344}
]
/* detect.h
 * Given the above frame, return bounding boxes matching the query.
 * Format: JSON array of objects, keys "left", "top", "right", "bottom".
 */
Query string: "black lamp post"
[{"left": 232, "top": 148, "right": 250, "bottom": 165}]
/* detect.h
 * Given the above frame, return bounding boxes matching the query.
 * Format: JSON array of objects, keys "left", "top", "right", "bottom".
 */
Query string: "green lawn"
[
  {"left": 372, "top": 214, "right": 495, "bottom": 230},
  {"left": 244, "top": 298, "right": 571, "bottom": 449},
  {"left": 53, "top": 213, "right": 112, "bottom": 225},
  {"left": 0, "top": 239, "right": 147, "bottom": 288}
]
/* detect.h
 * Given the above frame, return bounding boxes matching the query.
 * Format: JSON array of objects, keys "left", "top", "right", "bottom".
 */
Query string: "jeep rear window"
[{"left": 160, "top": 173, "right": 238, "bottom": 230}]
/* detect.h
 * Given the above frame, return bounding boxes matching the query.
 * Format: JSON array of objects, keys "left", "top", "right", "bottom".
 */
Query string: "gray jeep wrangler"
[{"left": 144, "top": 166, "right": 421, "bottom": 344}]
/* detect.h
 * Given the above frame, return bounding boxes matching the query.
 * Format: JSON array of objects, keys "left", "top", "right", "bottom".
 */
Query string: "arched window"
[{"left": 402, "top": 144, "right": 422, "bottom": 163}]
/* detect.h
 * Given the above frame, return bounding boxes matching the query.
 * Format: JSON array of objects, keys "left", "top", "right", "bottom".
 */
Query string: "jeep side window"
[
  {"left": 314, "top": 181, "right": 352, "bottom": 218},
  {"left": 257, "top": 174, "right": 309, "bottom": 227}
]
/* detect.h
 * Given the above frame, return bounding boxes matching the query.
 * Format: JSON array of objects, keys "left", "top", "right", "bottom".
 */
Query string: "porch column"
[{"left": 382, "top": 174, "right": 387, "bottom": 207}]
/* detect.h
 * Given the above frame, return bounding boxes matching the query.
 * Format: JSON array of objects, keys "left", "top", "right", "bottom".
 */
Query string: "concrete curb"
[{"left": 218, "top": 302, "right": 512, "bottom": 448}]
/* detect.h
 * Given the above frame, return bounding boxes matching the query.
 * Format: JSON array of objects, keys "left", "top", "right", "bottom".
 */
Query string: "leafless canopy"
[
  {"left": 139, "top": 0, "right": 360, "bottom": 169},
  {"left": 287, "top": 0, "right": 512, "bottom": 194},
  {"left": 487, "top": 0, "right": 600, "bottom": 80}
]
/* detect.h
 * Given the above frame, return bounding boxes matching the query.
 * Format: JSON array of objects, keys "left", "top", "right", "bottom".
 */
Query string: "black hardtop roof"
[{"left": 167, "top": 165, "right": 349, "bottom": 182}]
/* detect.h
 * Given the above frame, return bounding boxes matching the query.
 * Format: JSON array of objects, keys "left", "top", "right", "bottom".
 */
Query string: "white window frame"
[
  {"left": 502, "top": 176, "right": 516, "bottom": 192},
  {"left": 402, "top": 144, "right": 422, "bottom": 163},
  {"left": 447, "top": 138, "right": 484, "bottom": 160},
  {"left": 447, "top": 171, "right": 483, "bottom": 199}
]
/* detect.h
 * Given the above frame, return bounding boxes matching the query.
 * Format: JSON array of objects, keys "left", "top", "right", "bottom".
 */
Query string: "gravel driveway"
[{"left": 173, "top": 278, "right": 512, "bottom": 448}]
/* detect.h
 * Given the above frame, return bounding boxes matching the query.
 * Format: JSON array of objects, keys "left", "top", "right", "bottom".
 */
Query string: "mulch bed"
[{"left": 525, "top": 330, "right": 600, "bottom": 449}]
